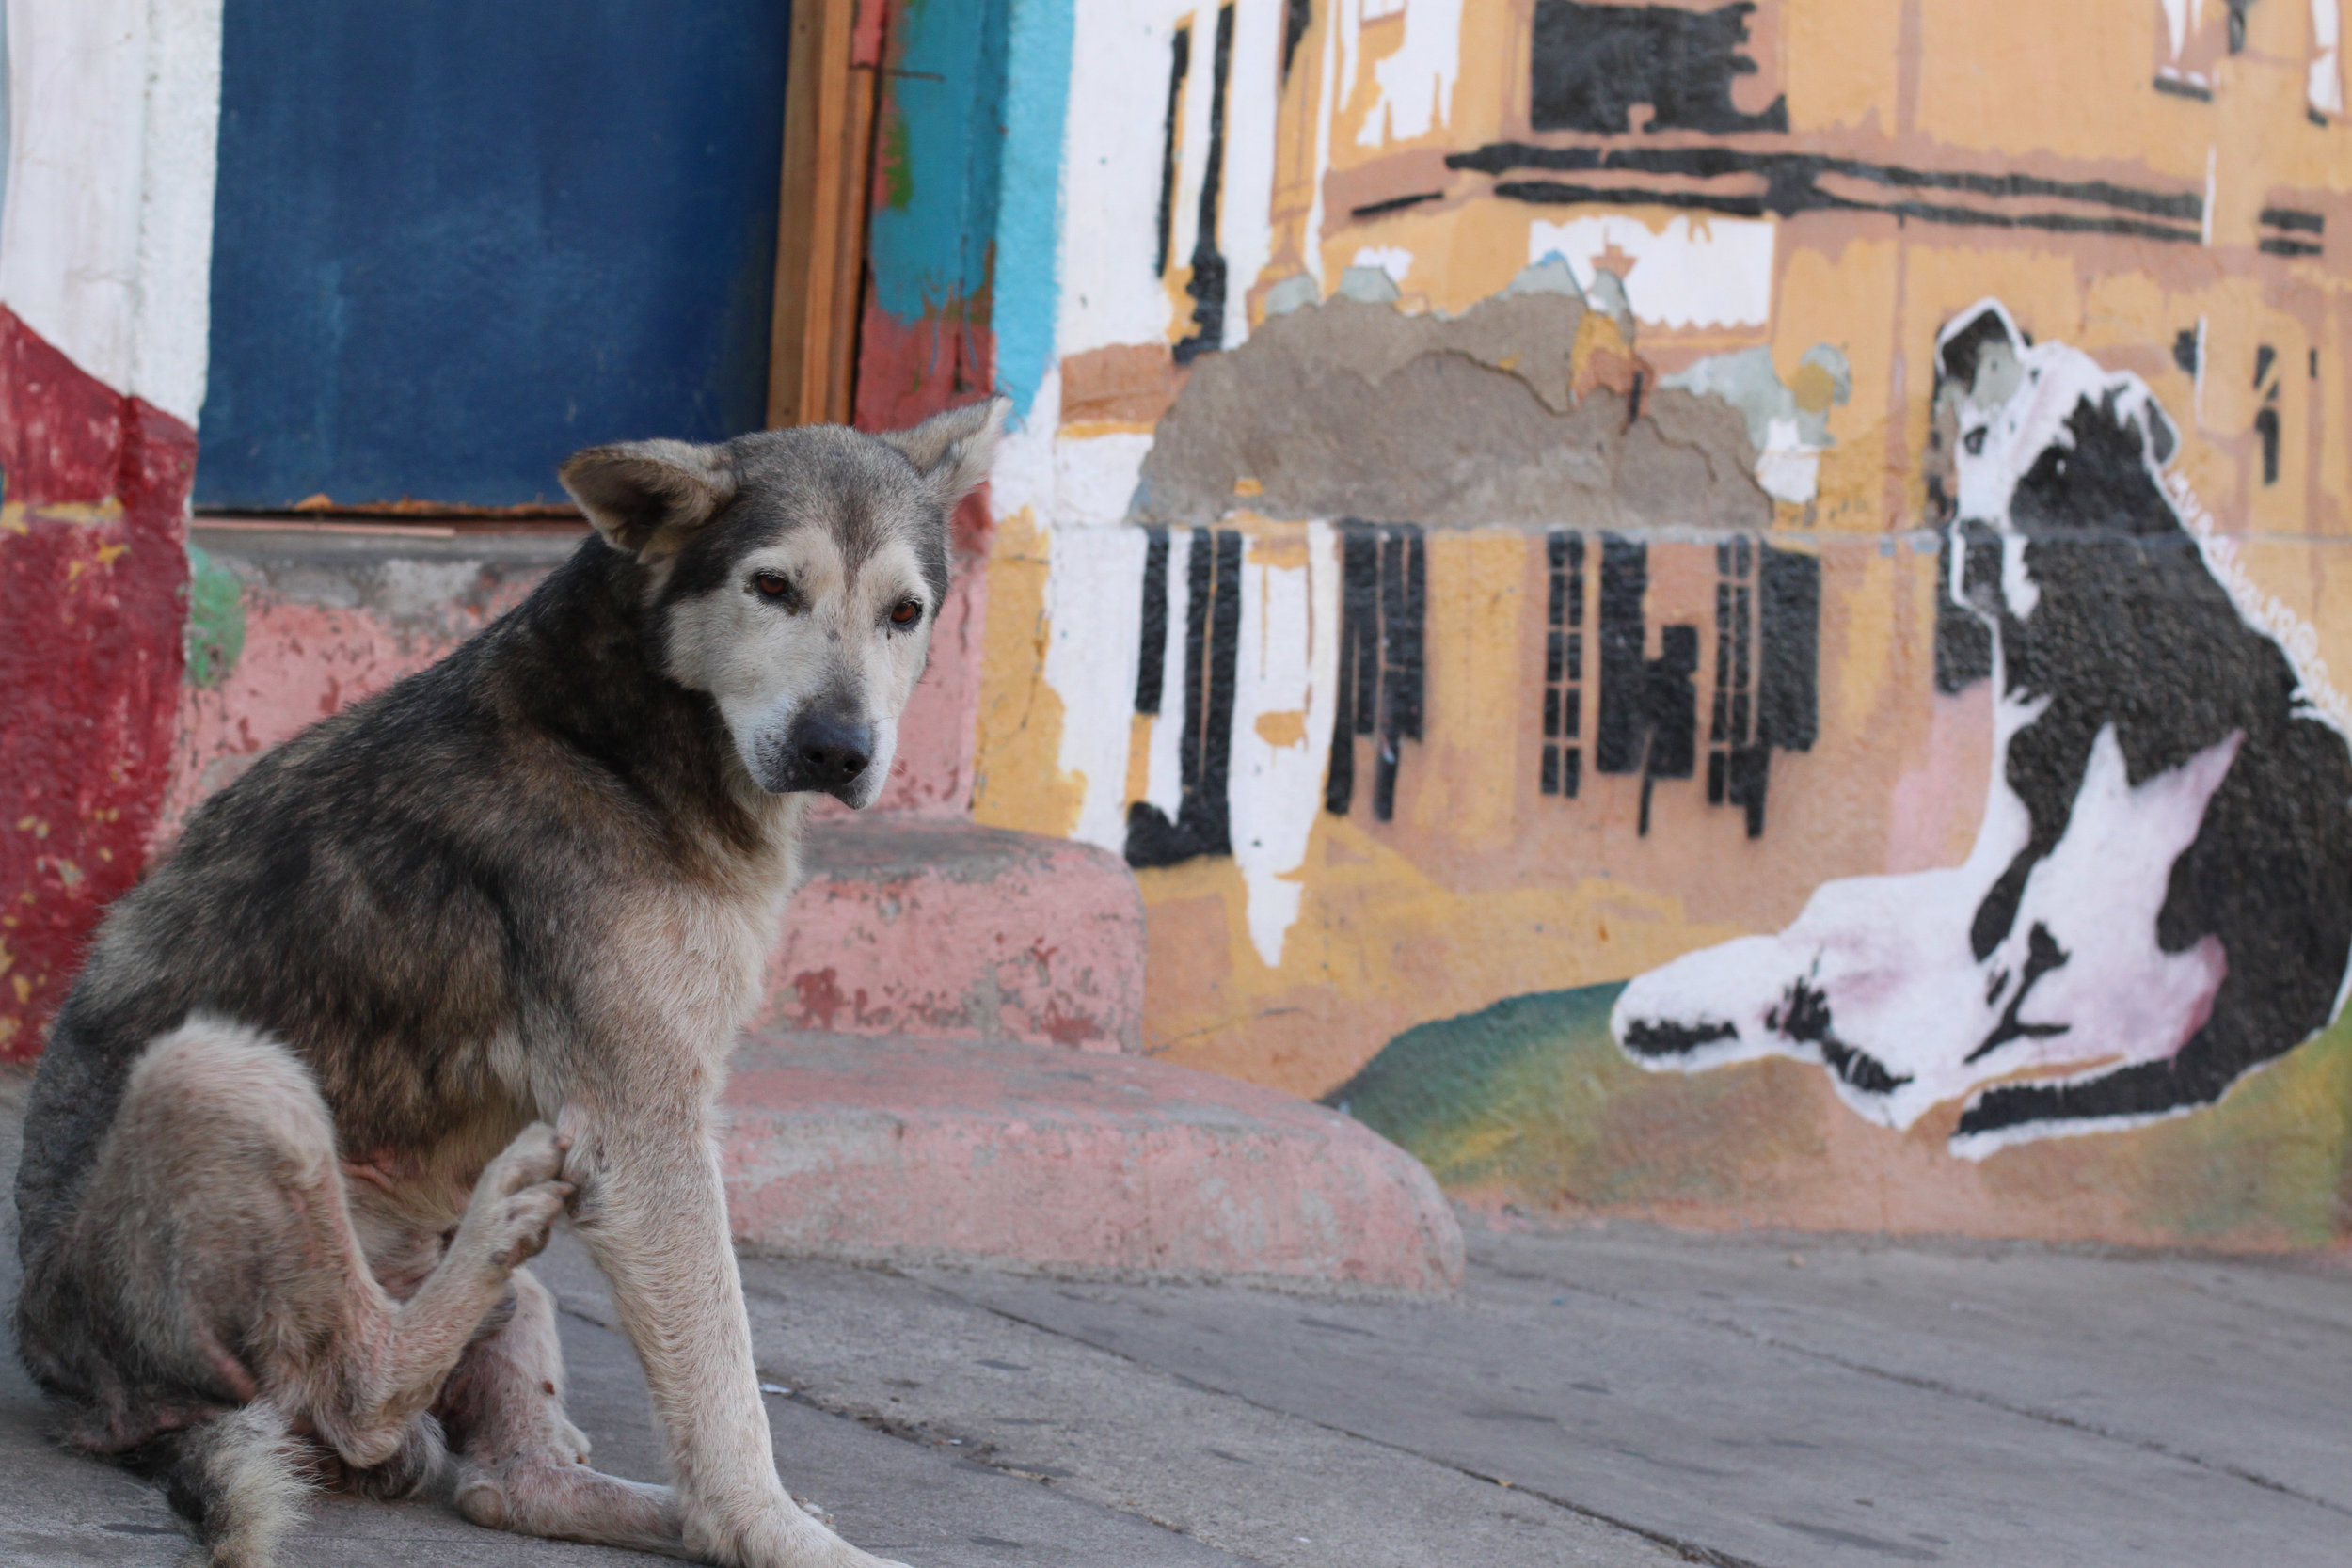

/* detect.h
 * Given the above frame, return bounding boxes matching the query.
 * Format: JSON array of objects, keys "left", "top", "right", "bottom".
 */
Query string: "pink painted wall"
[{"left": 165, "top": 531, "right": 993, "bottom": 846}]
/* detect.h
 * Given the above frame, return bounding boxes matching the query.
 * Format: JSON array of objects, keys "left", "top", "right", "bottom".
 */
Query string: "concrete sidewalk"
[{"left": 7, "top": 1069, "right": 2348, "bottom": 1567}]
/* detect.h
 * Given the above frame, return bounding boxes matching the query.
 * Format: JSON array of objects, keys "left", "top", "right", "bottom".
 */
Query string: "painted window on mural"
[
  {"left": 2312, "top": 0, "right": 2346, "bottom": 118},
  {"left": 1128, "top": 527, "right": 1245, "bottom": 865},
  {"left": 2154, "top": 0, "right": 2347, "bottom": 114},
  {"left": 2154, "top": 0, "right": 2235, "bottom": 99},
  {"left": 1529, "top": 0, "right": 1786, "bottom": 135},
  {"left": 1152, "top": 4, "right": 1238, "bottom": 364}
]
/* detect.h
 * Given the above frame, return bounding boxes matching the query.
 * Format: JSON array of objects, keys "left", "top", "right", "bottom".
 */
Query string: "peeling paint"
[
  {"left": 1227, "top": 527, "right": 1339, "bottom": 967},
  {"left": 182, "top": 542, "right": 245, "bottom": 688},
  {"left": 1663, "top": 343, "right": 1853, "bottom": 505},
  {"left": 1133, "top": 288, "right": 1766, "bottom": 530},
  {"left": 1359, "top": 0, "right": 1464, "bottom": 147},
  {"left": 1527, "top": 214, "right": 1775, "bottom": 331}
]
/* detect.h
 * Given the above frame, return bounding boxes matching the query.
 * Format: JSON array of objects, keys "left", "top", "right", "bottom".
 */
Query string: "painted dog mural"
[{"left": 1614, "top": 301, "right": 2352, "bottom": 1154}]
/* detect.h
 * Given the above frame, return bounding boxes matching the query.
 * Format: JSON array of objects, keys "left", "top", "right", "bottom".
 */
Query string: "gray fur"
[{"left": 12, "top": 402, "right": 1006, "bottom": 1568}]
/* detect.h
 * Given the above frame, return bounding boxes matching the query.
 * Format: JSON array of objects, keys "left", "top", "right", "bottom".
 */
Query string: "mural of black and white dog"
[{"left": 1613, "top": 299, "right": 2352, "bottom": 1155}]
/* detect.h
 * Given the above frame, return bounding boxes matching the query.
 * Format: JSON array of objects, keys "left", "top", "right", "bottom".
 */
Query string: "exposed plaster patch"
[
  {"left": 1263, "top": 273, "right": 1320, "bottom": 316},
  {"left": 1134, "top": 291, "right": 1766, "bottom": 531},
  {"left": 1664, "top": 344, "right": 1852, "bottom": 505},
  {"left": 193, "top": 537, "right": 563, "bottom": 633},
  {"left": 1335, "top": 264, "right": 1402, "bottom": 304},
  {"left": 1505, "top": 253, "right": 1584, "bottom": 300}
]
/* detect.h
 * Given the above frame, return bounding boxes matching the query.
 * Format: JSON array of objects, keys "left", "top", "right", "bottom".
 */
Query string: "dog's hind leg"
[
  {"left": 38, "top": 1020, "right": 571, "bottom": 1560},
  {"left": 294, "top": 1118, "right": 575, "bottom": 1470},
  {"left": 440, "top": 1267, "right": 682, "bottom": 1551}
]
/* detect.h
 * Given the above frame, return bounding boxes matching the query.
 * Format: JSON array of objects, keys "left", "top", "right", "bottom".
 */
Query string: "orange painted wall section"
[{"left": 961, "top": 0, "right": 2352, "bottom": 1248}]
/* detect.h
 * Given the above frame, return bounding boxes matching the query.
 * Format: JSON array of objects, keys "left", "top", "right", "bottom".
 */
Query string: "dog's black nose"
[{"left": 796, "top": 715, "right": 872, "bottom": 786}]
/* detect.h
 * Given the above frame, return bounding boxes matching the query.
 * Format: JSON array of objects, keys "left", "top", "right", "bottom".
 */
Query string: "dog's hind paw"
[
  {"left": 456, "top": 1457, "right": 678, "bottom": 1550},
  {"left": 454, "top": 1123, "right": 574, "bottom": 1273}
]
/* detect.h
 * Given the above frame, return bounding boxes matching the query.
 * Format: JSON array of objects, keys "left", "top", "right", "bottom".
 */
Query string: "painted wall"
[
  {"left": 13, "top": 0, "right": 2352, "bottom": 1257},
  {"left": 0, "top": 0, "right": 217, "bottom": 1056},
  {"left": 1, "top": 0, "right": 1014, "bottom": 1057},
  {"left": 162, "top": 529, "right": 990, "bottom": 845},
  {"left": 957, "top": 0, "right": 2352, "bottom": 1248}
]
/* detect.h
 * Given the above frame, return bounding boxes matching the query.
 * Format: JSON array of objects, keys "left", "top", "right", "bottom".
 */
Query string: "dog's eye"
[
  {"left": 1963, "top": 427, "right": 1989, "bottom": 455},
  {"left": 753, "top": 571, "right": 796, "bottom": 604},
  {"left": 889, "top": 599, "right": 923, "bottom": 627}
]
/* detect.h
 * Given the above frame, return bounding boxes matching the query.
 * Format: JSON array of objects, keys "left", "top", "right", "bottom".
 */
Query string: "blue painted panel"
[{"left": 199, "top": 0, "right": 790, "bottom": 508}]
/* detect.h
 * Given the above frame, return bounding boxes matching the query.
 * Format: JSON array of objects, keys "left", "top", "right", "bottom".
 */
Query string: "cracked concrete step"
[
  {"left": 718, "top": 1030, "right": 1465, "bottom": 1292},
  {"left": 764, "top": 817, "right": 1147, "bottom": 1053}
]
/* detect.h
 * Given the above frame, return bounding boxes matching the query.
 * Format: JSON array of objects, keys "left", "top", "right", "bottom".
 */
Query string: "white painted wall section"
[
  {"left": 1043, "top": 522, "right": 1150, "bottom": 855},
  {"left": 2311, "top": 0, "right": 2344, "bottom": 118},
  {"left": 1217, "top": 0, "right": 1279, "bottom": 348},
  {"left": 1227, "top": 524, "right": 1340, "bottom": 969},
  {"left": 1528, "top": 215, "right": 1775, "bottom": 331},
  {"left": 0, "top": 0, "right": 223, "bottom": 423},
  {"left": 1057, "top": 0, "right": 1190, "bottom": 357},
  {"left": 1357, "top": 0, "right": 1460, "bottom": 146},
  {"left": 1054, "top": 431, "right": 1153, "bottom": 525}
]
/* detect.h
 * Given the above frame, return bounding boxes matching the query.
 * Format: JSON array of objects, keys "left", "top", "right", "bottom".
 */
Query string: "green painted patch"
[
  {"left": 1327, "top": 985, "right": 1622, "bottom": 1178},
  {"left": 880, "top": 111, "right": 913, "bottom": 211},
  {"left": 1324, "top": 982, "right": 1810, "bottom": 1208},
  {"left": 1331, "top": 981, "right": 2352, "bottom": 1245},
  {"left": 2099, "top": 1013, "right": 2352, "bottom": 1245},
  {"left": 183, "top": 544, "right": 246, "bottom": 689}
]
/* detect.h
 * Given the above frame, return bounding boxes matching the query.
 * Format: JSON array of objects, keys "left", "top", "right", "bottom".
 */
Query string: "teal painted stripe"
[
  {"left": 993, "top": 0, "right": 1073, "bottom": 421},
  {"left": 864, "top": 0, "right": 1004, "bottom": 325},
  {"left": 863, "top": 0, "right": 1071, "bottom": 423}
]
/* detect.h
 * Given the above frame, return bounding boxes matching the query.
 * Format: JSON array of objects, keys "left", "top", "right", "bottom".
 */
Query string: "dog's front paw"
[
  {"left": 454, "top": 1122, "right": 574, "bottom": 1273},
  {"left": 683, "top": 1491, "right": 911, "bottom": 1568}
]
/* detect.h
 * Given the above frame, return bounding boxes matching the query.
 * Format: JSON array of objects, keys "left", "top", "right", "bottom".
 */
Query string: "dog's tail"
[{"left": 141, "top": 1401, "right": 309, "bottom": 1567}]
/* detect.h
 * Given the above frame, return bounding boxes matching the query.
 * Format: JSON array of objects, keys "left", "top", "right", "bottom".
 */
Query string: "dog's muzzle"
[{"left": 761, "top": 711, "right": 875, "bottom": 800}]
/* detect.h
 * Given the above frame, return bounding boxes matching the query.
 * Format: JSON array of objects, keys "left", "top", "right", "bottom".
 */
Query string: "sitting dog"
[
  {"left": 12, "top": 397, "right": 1005, "bottom": 1566},
  {"left": 1613, "top": 300, "right": 2352, "bottom": 1154}
]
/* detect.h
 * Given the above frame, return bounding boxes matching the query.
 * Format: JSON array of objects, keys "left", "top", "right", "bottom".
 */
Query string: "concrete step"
[
  {"left": 718, "top": 1030, "right": 1465, "bottom": 1293},
  {"left": 765, "top": 816, "right": 1147, "bottom": 1053}
]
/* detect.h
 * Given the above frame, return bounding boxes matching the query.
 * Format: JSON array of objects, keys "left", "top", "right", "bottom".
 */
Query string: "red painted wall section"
[
  {"left": 0, "top": 306, "right": 197, "bottom": 1058},
  {"left": 853, "top": 0, "right": 1002, "bottom": 561},
  {"left": 855, "top": 306, "right": 998, "bottom": 561}
]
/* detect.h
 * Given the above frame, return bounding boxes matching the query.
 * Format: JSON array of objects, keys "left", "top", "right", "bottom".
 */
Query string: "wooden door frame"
[{"left": 768, "top": 0, "right": 882, "bottom": 428}]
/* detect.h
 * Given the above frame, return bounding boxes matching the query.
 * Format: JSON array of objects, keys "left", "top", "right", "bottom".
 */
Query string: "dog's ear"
[
  {"left": 1936, "top": 300, "right": 2023, "bottom": 396},
  {"left": 560, "top": 439, "right": 738, "bottom": 559},
  {"left": 2137, "top": 397, "right": 2178, "bottom": 467},
  {"left": 877, "top": 396, "right": 1009, "bottom": 510}
]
